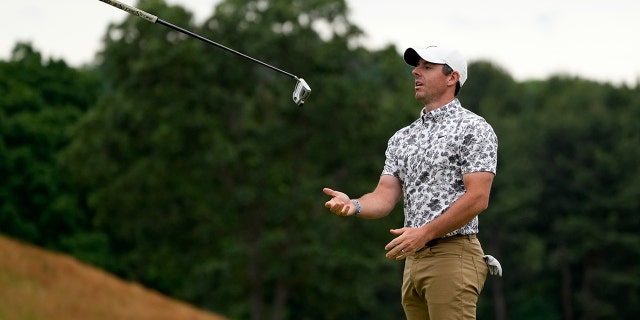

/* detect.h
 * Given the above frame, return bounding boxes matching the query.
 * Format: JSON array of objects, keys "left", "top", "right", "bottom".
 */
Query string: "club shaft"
[
  {"left": 156, "top": 19, "right": 298, "bottom": 79},
  {"left": 99, "top": 0, "right": 158, "bottom": 23},
  {"left": 98, "top": 0, "right": 299, "bottom": 80}
]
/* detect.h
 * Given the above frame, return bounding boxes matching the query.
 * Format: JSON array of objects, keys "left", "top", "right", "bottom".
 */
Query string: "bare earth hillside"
[{"left": 0, "top": 235, "right": 227, "bottom": 320}]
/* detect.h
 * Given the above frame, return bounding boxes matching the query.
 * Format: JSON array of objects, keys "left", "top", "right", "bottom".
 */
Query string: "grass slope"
[{"left": 0, "top": 235, "right": 226, "bottom": 320}]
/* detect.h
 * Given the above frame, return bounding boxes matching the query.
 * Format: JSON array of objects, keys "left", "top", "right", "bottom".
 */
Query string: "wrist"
[{"left": 350, "top": 199, "right": 361, "bottom": 217}]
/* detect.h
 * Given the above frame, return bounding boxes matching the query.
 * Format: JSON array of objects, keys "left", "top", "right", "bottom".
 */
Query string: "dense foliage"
[
  {"left": 1, "top": 0, "right": 639, "bottom": 319},
  {"left": 0, "top": 43, "right": 116, "bottom": 267}
]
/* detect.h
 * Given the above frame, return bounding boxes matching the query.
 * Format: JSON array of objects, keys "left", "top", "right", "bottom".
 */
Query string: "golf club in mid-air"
[{"left": 97, "top": 0, "right": 311, "bottom": 106}]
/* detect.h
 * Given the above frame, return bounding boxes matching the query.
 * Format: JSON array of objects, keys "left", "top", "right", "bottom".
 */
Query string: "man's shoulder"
[
  {"left": 394, "top": 116, "right": 422, "bottom": 133},
  {"left": 386, "top": 118, "right": 420, "bottom": 146},
  {"left": 456, "top": 106, "right": 493, "bottom": 127},
  {"left": 456, "top": 104, "right": 482, "bottom": 119}
]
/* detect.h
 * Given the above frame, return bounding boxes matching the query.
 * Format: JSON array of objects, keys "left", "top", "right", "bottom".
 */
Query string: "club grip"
[{"left": 98, "top": 0, "right": 158, "bottom": 23}]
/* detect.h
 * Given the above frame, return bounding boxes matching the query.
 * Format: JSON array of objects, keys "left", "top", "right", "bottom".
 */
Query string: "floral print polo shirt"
[{"left": 382, "top": 99, "right": 498, "bottom": 236}]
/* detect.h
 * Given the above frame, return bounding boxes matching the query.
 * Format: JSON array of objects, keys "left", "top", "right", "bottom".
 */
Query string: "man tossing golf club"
[{"left": 324, "top": 45, "right": 500, "bottom": 319}]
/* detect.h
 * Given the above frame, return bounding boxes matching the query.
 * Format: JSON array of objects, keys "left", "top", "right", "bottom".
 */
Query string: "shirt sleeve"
[
  {"left": 459, "top": 118, "right": 498, "bottom": 175},
  {"left": 382, "top": 134, "right": 401, "bottom": 178}
]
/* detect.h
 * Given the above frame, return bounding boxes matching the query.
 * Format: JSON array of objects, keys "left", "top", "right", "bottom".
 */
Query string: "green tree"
[
  {"left": 527, "top": 78, "right": 640, "bottom": 320},
  {"left": 469, "top": 73, "right": 640, "bottom": 320},
  {"left": 0, "top": 43, "right": 111, "bottom": 266}
]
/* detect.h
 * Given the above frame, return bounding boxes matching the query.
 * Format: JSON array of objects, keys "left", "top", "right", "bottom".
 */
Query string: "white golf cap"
[{"left": 403, "top": 45, "right": 468, "bottom": 86}]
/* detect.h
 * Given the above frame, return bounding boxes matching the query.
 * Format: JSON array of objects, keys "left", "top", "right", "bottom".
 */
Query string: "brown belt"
[{"left": 425, "top": 234, "right": 477, "bottom": 248}]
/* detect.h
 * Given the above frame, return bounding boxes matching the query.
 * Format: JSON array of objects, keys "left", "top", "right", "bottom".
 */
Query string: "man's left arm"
[
  {"left": 419, "top": 171, "right": 494, "bottom": 240},
  {"left": 385, "top": 171, "right": 495, "bottom": 259}
]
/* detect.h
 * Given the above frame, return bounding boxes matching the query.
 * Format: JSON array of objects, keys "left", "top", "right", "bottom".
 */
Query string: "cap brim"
[
  {"left": 404, "top": 47, "right": 448, "bottom": 66},
  {"left": 403, "top": 48, "right": 421, "bottom": 66}
]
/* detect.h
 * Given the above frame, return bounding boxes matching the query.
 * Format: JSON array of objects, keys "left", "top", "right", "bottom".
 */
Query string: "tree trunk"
[
  {"left": 560, "top": 246, "right": 574, "bottom": 320},
  {"left": 270, "top": 280, "right": 288, "bottom": 320},
  {"left": 247, "top": 203, "right": 266, "bottom": 320},
  {"left": 249, "top": 244, "right": 264, "bottom": 320},
  {"left": 488, "top": 233, "right": 507, "bottom": 320},
  {"left": 580, "top": 251, "right": 600, "bottom": 320},
  {"left": 492, "top": 276, "right": 508, "bottom": 320}
]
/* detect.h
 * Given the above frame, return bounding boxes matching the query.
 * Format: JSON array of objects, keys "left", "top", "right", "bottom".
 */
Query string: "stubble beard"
[{"left": 415, "top": 91, "right": 431, "bottom": 105}]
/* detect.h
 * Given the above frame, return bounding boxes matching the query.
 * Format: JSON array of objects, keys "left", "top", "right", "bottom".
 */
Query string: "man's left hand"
[{"left": 384, "top": 227, "right": 428, "bottom": 260}]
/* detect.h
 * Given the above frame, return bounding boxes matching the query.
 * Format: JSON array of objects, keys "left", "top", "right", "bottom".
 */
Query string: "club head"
[{"left": 292, "top": 78, "right": 311, "bottom": 107}]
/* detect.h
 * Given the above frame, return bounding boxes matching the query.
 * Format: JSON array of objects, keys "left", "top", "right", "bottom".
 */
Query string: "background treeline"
[{"left": 1, "top": 0, "right": 639, "bottom": 319}]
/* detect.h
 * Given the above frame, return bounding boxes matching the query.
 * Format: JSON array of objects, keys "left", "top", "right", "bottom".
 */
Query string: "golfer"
[{"left": 323, "top": 45, "right": 498, "bottom": 319}]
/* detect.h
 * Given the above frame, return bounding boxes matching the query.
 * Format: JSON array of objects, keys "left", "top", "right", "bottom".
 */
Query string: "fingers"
[
  {"left": 384, "top": 228, "right": 405, "bottom": 250},
  {"left": 322, "top": 187, "right": 336, "bottom": 196},
  {"left": 385, "top": 243, "right": 410, "bottom": 260},
  {"left": 326, "top": 202, "right": 351, "bottom": 216},
  {"left": 385, "top": 228, "right": 411, "bottom": 260},
  {"left": 323, "top": 188, "right": 353, "bottom": 216}
]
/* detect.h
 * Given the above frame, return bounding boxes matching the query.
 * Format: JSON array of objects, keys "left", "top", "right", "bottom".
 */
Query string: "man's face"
[{"left": 411, "top": 59, "right": 453, "bottom": 104}]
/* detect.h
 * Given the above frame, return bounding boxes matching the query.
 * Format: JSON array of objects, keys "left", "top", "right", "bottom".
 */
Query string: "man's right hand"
[{"left": 323, "top": 188, "right": 356, "bottom": 216}]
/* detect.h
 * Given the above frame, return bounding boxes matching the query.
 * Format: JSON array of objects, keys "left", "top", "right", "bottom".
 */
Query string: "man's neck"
[{"left": 423, "top": 97, "right": 456, "bottom": 113}]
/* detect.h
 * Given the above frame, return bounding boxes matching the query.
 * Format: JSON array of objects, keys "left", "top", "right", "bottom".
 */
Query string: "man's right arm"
[
  {"left": 324, "top": 175, "right": 402, "bottom": 219},
  {"left": 356, "top": 175, "right": 402, "bottom": 219}
]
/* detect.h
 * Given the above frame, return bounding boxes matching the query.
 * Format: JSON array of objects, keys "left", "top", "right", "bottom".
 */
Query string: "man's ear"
[{"left": 449, "top": 71, "right": 460, "bottom": 86}]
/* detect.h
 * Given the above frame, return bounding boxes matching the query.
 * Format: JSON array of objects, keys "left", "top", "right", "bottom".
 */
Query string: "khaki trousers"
[{"left": 401, "top": 234, "right": 488, "bottom": 320}]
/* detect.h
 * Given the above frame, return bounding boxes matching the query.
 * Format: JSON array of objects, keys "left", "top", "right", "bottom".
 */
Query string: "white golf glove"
[{"left": 483, "top": 255, "right": 502, "bottom": 277}]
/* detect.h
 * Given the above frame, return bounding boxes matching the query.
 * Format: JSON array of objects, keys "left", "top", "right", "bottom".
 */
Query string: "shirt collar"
[{"left": 421, "top": 99, "right": 461, "bottom": 123}]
